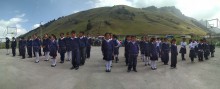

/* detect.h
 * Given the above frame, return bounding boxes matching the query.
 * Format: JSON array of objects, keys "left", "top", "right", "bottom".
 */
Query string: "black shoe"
[
  {"left": 145, "top": 64, "right": 147, "bottom": 66},
  {"left": 75, "top": 67, "right": 79, "bottom": 70},
  {"left": 134, "top": 70, "right": 137, "bottom": 72},
  {"left": 70, "top": 66, "right": 75, "bottom": 70},
  {"left": 106, "top": 70, "right": 108, "bottom": 72},
  {"left": 59, "top": 61, "right": 64, "bottom": 63},
  {"left": 66, "top": 60, "right": 70, "bottom": 61},
  {"left": 108, "top": 70, "right": 111, "bottom": 72},
  {"left": 127, "top": 70, "right": 131, "bottom": 72},
  {"left": 35, "top": 61, "right": 39, "bottom": 63},
  {"left": 51, "top": 65, "right": 56, "bottom": 67},
  {"left": 44, "top": 60, "right": 49, "bottom": 61},
  {"left": 164, "top": 63, "right": 168, "bottom": 65}
]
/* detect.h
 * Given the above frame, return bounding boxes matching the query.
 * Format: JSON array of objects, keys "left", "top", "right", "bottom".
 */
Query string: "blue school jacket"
[
  {"left": 71, "top": 37, "right": 80, "bottom": 50},
  {"left": 101, "top": 39, "right": 114, "bottom": 61},
  {"left": 171, "top": 44, "right": 178, "bottom": 56},
  {"left": 32, "top": 38, "right": 41, "bottom": 52},
  {"left": 49, "top": 40, "right": 58, "bottom": 57},
  {"left": 150, "top": 42, "right": 158, "bottom": 61},
  {"left": 128, "top": 41, "right": 139, "bottom": 55},
  {"left": 79, "top": 37, "right": 88, "bottom": 48},
  {"left": 139, "top": 41, "right": 147, "bottom": 54},
  {"left": 58, "top": 38, "right": 66, "bottom": 53},
  {"left": 11, "top": 40, "right": 17, "bottom": 48},
  {"left": 43, "top": 38, "right": 51, "bottom": 52}
]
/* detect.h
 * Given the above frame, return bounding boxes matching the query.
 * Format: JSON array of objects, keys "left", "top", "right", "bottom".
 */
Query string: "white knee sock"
[
  {"left": 45, "top": 52, "right": 50, "bottom": 60},
  {"left": 35, "top": 52, "right": 39, "bottom": 62}
]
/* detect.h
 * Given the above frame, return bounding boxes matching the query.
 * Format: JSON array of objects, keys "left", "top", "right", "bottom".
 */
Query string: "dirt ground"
[{"left": 0, "top": 46, "right": 220, "bottom": 89}]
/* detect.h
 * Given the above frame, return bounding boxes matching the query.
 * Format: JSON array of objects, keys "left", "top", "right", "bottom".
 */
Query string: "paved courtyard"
[{"left": 0, "top": 46, "right": 220, "bottom": 89}]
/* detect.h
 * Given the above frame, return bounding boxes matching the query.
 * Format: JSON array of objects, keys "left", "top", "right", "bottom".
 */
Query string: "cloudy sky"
[{"left": 0, "top": 0, "right": 219, "bottom": 37}]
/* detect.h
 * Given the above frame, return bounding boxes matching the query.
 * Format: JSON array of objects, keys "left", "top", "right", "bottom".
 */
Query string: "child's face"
[
  {"left": 51, "top": 36, "right": 54, "bottom": 40},
  {"left": 172, "top": 41, "right": 176, "bottom": 44},
  {"left": 105, "top": 34, "right": 110, "bottom": 40},
  {"left": 131, "top": 37, "right": 136, "bottom": 42},
  {"left": 60, "top": 34, "right": 64, "bottom": 38},
  {"left": 72, "top": 33, "right": 75, "bottom": 38},
  {"left": 127, "top": 37, "right": 131, "bottom": 41}
]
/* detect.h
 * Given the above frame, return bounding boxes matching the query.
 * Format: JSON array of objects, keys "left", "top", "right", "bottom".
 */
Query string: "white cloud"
[
  {"left": 0, "top": 14, "right": 28, "bottom": 37},
  {"left": 32, "top": 24, "right": 40, "bottom": 29}
]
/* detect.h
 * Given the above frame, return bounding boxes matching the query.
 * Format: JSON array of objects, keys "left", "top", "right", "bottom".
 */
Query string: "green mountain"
[{"left": 23, "top": 5, "right": 208, "bottom": 37}]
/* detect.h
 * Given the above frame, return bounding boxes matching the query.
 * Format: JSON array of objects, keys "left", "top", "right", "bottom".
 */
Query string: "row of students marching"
[
  {"left": 188, "top": 39, "right": 215, "bottom": 62},
  {"left": 7, "top": 31, "right": 92, "bottom": 69}
]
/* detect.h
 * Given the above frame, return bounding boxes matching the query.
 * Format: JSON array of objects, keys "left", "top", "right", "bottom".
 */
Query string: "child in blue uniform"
[
  {"left": 70, "top": 31, "right": 80, "bottom": 70},
  {"left": 102, "top": 33, "right": 114, "bottom": 72},
  {"left": 150, "top": 38, "right": 158, "bottom": 70},
  {"left": 27, "top": 36, "right": 33, "bottom": 58},
  {"left": 112, "top": 35, "right": 120, "bottom": 63},
  {"left": 32, "top": 34, "right": 41, "bottom": 63},
  {"left": 170, "top": 39, "right": 178, "bottom": 69},
  {"left": 139, "top": 37, "right": 146, "bottom": 62},
  {"left": 49, "top": 34, "right": 58, "bottom": 67},
  {"left": 18, "top": 38, "right": 22, "bottom": 56},
  {"left": 86, "top": 34, "right": 92, "bottom": 59},
  {"left": 161, "top": 38, "right": 170, "bottom": 65},
  {"left": 189, "top": 40, "right": 196, "bottom": 63},
  {"left": 78, "top": 31, "right": 88, "bottom": 65},
  {"left": 65, "top": 32, "right": 72, "bottom": 61},
  {"left": 124, "top": 35, "right": 131, "bottom": 66},
  {"left": 58, "top": 33, "right": 66, "bottom": 63},
  {"left": 198, "top": 39, "right": 204, "bottom": 61},
  {"left": 144, "top": 36, "right": 151, "bottom": 66},
  {"left": 127, "top": 36, "right": 139, "bottom": 72},
  {"left": 179, "top": 38, "right": 187, "bottom": 61},
  {"left": 20, "top": 37, "right": 26, "bottom": 59},
  {"left": 43, "top": 34, "right": 51, "bottom": 61},
  {"left": 11, "top": 37, "right": 17, "bottom": 57}
]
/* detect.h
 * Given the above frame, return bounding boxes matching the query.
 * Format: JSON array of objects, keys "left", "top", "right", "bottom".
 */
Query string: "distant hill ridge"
[{"left": 23, "top": 5, "right": 208, "bottom": 37}]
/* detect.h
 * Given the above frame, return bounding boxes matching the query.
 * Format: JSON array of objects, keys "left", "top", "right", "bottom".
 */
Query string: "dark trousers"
[
  {"left": 86, "top": 46, "right": 91, "bottom": 58},
  {"left": 21, "top": 48, "right": 26, "bottom": 58},
  {"left": 39, "top": 48, "right": 42, "bottom": 56},
  {"left": 204, "top": 51, "right": 209, "bottom": 59},
  {"left": 198, "top": 51, "right": 203, "bottom": 61},
  {"left": 12, "top": 48, "right": 16, "bottom": 56},
  {"left": 211, "top": 52, "right": 214, "bottom": 57},
  {"left": 189, "top": 50, "right": 195, "bottom": 62},
  {"left": 128, "top": 54, "right": 137, "bottom": 70},
  {"left": 72, "top": 49, "right": 80, "bottom": 68},
  {"left": 19, "top": 47, "right": 21, "bottom": 56},
  {"left": 181, "top": 53, "right": 185, "bottom": 60},
  {"left": 80, "top": 47, "right": 86, "bottom": 65},
  {"left": 60, "top": 52, "right": 65, "bottom": 62},
  {"left": 171, "top": 54, "right": 177, "bottom": 68},
  {"left": 163, "top": 52, "right": 169, "bottom": 64},
  {"left": 125, "top": 52, "right": 129, "bottom": 65},
  {"left": 27, "top": 47, "right": 32, "bottom": 57}
]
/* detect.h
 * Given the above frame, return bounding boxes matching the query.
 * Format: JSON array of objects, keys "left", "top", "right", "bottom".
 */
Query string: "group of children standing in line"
[
  {"left": 6, "top": 31, "right": 92, "bottom": 69},
  {"left": 5, "top": 33, "right": 215, "bottom": 73}
]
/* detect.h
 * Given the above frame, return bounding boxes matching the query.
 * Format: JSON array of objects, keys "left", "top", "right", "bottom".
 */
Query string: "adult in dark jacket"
[
  {"left": 209, "top": 41, "right": 215, "bottom": 57},
  {"left": 101, "top": 33, "right": 114, "bottom": 72},
  {"left": 11, "top": 37, "right": 17, "bottom": 56},
  {"left": 170, "top": 39, "right": 178, "bottom": 69},
  {"left": 20, "top": 37, "right": 26, "bottom": 59},
  {"left": 5, "top": 37, "right": 10, "bottom": 55}
]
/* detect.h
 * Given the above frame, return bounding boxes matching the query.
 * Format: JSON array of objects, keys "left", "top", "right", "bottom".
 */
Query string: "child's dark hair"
[
  {"left": 66, "top": 32, "right": 69, "bottom": 35},
  {"left": 104, "top": 33, "right": 110, "bottom": 36},
  {"left": 171, "top": 38, "right": 176, "bottom": 43},
  {"left": 51, "top": 34, "right": 57, "bottom": 40},
  {"left": 150, "top": 38, "right": 155, "bottom": 42},
  {"left": 80, "top": 31, "right": 84, "bottom": 35},
  {"left": 71, "top": 30, "right": 76, "bottom": 34},
  {"left": 60, "top": 33, "right": 64, "bottom": 36}
]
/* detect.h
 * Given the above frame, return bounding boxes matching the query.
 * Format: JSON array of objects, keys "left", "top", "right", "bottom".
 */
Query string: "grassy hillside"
[{"left": 23, "top": 5, "right": 208, "bottom": 38}]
